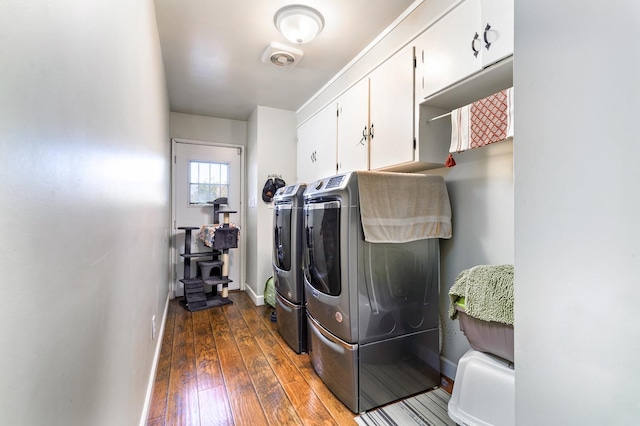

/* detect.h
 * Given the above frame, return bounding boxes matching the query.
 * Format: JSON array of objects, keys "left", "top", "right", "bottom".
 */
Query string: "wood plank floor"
[{"left": 147, "top": 291, "right": 358, "bottom": 426}]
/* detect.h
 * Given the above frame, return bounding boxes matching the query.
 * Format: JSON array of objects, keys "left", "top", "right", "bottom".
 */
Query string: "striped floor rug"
[{"left": 355, "top": 388, "right": 456, "bottom": 426}]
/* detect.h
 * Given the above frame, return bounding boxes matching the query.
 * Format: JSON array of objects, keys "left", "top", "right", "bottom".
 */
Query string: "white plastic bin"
[{"left": 448, "top": 349, "right": 515, "bottom": 426}]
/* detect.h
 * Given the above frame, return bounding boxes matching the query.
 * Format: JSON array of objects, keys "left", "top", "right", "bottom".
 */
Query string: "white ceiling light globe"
[{"left": 274, "top": 5, "right": 325, "bottom": 44}]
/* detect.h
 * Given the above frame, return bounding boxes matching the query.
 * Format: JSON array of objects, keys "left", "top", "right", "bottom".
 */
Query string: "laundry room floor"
[{"left": 147, "top": 291, "right": 357, "bottom": 425}]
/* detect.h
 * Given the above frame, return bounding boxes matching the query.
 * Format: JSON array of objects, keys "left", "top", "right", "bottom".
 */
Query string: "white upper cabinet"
[
  {"left": 335, "top": 45, "right": 415, "bottom": 173},
  {"left": 419, "top": 0, "right": 513, "bottom": 100},
  {"left": 369, "top": 46, "right": 416, "bottom": 170},
  {"left": 480, "top": 0, "right": 514, "bottom": 67},
  {"left": 295, "top": 0, "right": 514, "bottom": 177},
  {"left": 420, "top": 0, "right": 481, "bottom": 100},
  {"left": 296, "top": 103, "right": 337, "bottom": 184},
  {"left": 337, "top": 78, "right": 369, "bottom": 174}
]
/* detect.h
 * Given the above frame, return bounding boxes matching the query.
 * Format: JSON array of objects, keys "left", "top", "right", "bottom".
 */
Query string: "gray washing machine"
[
  {"left": 273, "top": 183, "right": 307, "bottom": 353},
  {"left": 303, "top": 172, "right": 441, "bottom": 413}
]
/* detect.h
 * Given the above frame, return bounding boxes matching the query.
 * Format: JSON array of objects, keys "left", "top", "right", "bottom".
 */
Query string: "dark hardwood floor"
[{"left": 147, "top": 291, "right": 358, "bottom": 425}]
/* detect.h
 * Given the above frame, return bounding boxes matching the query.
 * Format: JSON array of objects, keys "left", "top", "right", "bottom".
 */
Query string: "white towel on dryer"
[{"left": 357, "top": 171, "right": 452, "bottom": 243}]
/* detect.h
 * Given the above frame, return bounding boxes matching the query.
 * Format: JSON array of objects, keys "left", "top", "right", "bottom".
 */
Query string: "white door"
[
  {"left": 337, "top": 78, "right": 369, "bottom": 173},
  {"left": 296, "top": 103, "right": 337, "bottom": 183},
  {"left": 480, "top": 0, "right": 514, "bottom": 67},
  {"left": 369, "top": 45, "right": 415, "bottom": 169},
  {"left": 421, "top": 0, "right": 482, "bottom": 98},
  {"left": 172, "top": 140, "right": 243, "bottom": 297}
]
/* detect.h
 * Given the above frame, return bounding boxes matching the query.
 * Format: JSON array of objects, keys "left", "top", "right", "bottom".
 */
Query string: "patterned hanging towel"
[{"left": 448, "top": 87, "right": 514, "bottom": 159}]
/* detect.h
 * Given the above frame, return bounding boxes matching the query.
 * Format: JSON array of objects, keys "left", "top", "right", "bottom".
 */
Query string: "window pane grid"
[{"left": 188, "top": 161, "right": 229, "bottom": 205}]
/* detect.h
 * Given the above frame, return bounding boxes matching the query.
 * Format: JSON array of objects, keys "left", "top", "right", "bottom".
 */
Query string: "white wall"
[
  {"left": 514, "top": 2, "right": 640, "bottom": 424},
  {"left": 245, "top": 106, "right": 297, "bottom": 304},
  {"left": 0, "top": 1, "right": 171, "bottom": 425},
  {"left": 426, "top": 140, "right": 514, "bottom": 377},
  {"left": 246, "top": 108, "right": 259, "bottom": 301},
  {"left": 170, "top": 112, "right": 247, "bottom": 146}
]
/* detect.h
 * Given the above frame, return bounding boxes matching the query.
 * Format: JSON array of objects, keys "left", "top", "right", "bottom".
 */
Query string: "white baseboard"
[
  {"left": 440, "top": 355, "right": 458, "bottom": 380},
  {"left": 139, "top": 290, "right": 171, "bottom": 426},
  {"left": 245, "top": 283, "right": 264, "bottom": 306}
]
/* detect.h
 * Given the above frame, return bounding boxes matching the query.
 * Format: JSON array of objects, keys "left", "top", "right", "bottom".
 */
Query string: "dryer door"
[
  {"left": 304, "top": 200, "right": 356, "bottom": 343},
  {"left": 303, "top": 200, "right": 341, "bottom": 296},
  {"left": 273, "top": 201, "right": 298, "bottom": 302},
  {"left": 273, "top": 202, "right": 292, "bottom": 272}
]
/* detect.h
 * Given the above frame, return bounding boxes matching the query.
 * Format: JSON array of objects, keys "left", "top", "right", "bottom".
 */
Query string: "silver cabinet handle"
[
  {"left": 358, "top": 126, "right": 367, "bottom": 145},
  {"left": 472, "top": 32, "right": 480, "bottom": 57},
  {"left": 483, "top": 23, "right": 491, "bottom": 50}
]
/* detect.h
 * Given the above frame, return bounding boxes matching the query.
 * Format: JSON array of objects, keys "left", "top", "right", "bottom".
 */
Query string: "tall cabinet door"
[
  {"left": 369, "top": 45, "right": 415, "bottom": 170},
  {"left": 421, "top": 0, "right": 481, "bottom": 98},
  {"left": 480, "top": 0, "right": 514, "bottom": 67},
  {"left": 296, "top": 103, "right": 337, "bottom": 184},
  {"left": 337, "top": 78, "right": 369, "bottom": 173}
]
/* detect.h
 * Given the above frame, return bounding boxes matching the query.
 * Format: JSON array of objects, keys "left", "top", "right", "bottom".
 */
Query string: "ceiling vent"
[{"left": 261, "top": 42, "right": 304, "bottom": 68}]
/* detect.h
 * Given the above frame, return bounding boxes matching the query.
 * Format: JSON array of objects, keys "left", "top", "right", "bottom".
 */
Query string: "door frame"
[{"left": 170, "top": 137, "right": 246, "bottom": 297}]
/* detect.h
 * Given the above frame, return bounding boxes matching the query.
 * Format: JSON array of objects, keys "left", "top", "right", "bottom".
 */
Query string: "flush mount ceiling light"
[{"left": 274, "top": 5, "right": 325, "bottom": 44}]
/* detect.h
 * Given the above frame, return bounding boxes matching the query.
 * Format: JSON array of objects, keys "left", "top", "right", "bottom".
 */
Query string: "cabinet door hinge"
[
  {"left": 413, "top": 138, "right": 417, "bottom": 150},
  {"left": 413, "top": 57, "right": 417, "bottom": 68},
  {"left": 174, "top": 155, "right": 177, "bottom": 164}
]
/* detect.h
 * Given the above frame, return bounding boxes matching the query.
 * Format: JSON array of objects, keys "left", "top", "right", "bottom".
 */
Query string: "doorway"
[{"left": 171, "top": 139, "right": 244, "bottom": 297}]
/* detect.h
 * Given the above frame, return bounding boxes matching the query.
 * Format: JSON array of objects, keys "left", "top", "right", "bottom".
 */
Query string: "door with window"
[{"left": 172, "top": 140, "right": 243, "bottom": 296}]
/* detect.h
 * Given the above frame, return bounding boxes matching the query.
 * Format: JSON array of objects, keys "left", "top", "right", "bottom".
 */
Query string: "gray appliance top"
[
  {"left": 273, "top": 183, "right": 306, "bottom": 205},
  {"left": 303, "top": 172, "right": 357, "bottom": 199}
]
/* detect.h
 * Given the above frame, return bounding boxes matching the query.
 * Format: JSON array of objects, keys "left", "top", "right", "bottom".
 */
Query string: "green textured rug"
[{"left": 355, "top": 388, "right": 455, "bottom": 426}]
